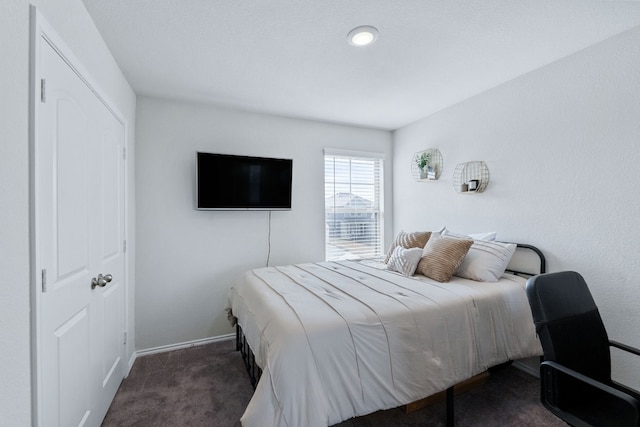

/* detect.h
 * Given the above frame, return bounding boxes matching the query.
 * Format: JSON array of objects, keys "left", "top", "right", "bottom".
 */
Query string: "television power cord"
[{"left": 266, "top": 210, "right": 272, "bottom": 267}]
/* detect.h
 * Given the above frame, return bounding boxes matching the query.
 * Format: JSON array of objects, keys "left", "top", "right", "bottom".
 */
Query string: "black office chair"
[{"left": 526, "top": 271, "right": 640, "bottom": 427}]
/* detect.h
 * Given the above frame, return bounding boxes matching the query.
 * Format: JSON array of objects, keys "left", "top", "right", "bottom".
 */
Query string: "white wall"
[
  {"left": 0, "top": 1, "right": 31, "bottom": 425},
  {"left": 0, "top": 1, "right": 136, "bottom": 424},
  {"left": 393, "top": 27, "right": 640, "bottom": 389},
  {"left": 135, "top": 96, "right": 393, "bottom": 350}
]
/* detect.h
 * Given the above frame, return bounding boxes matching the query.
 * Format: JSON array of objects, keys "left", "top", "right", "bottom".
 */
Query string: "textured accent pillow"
[
  {"left": 384, "top": 230, "right": 432, "bottom": 263},
  {"left": 387, "top": 246, "right": 423, "bottom": 277},
  {"left": 455, "top": 240, "right": 517, "bottom": 282},
  {"left": 416, "top": 234, "right": 473, "bottom": 282}
]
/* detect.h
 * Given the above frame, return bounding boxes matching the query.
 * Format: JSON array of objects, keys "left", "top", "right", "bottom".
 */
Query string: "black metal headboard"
[{"left": 503, "top": 243, "right": 546, "bottom": 277}]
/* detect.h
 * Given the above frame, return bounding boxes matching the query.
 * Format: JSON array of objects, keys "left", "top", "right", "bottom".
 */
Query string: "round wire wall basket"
[
  {"left": 411, "top": 148, "right": 444, "bottom": 181},
  {"left": 452, "top": 161, "right": 490, "bottom": 193}
]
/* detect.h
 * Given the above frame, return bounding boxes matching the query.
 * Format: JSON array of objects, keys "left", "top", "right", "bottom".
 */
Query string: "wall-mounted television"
[{"left": 196, "top": 152, "right": 293, "bottom": 210}]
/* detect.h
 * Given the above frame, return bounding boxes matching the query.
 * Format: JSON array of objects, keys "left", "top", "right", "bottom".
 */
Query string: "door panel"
[
  {"left": 40, "top": 38, "right": 97, "bottom": 427},
  {"left": 93, "top": 91, "right": 126, "bottom": 412},
  {"left": 99, "top": 127, "right": 121, "bottom": 261},
  {"left": 37, "top": 30, "right": 126, "bottom": 427},
  {"left": 55, "top": 98, "right": 89, "bottom": 278},
  {"left": 101, "top": 282, "right": 124, "bottom": 385},
  {"left": 56, "top": 308, "right": 91, "bottom": 427}
]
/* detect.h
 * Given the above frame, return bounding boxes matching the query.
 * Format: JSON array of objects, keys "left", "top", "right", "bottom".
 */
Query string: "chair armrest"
[
  {"left": 610, "top": 340, "right": 640, "bottom": 357},
  {"left": 542, "top": 361, "right": 637, "bottom": 404},
  {"left": 608, "top": 341, "right": 640, "bottom": 398},
  {"left": 541, "top": 361, "right": 640, "bottom": 427}
]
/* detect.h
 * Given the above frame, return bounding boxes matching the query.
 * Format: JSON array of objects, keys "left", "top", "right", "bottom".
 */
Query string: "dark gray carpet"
[{"left": 102, "top": 340, "right": 564, "bottom": 427}]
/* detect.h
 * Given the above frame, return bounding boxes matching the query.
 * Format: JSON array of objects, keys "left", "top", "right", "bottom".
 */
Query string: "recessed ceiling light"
[{"left": 347, "top": 26, "right": 379, "bottom": 47}]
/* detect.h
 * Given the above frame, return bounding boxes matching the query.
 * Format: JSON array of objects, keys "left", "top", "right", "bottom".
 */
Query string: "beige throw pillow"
[
  {"left": 384, "top": 230, "right": 432, "bottom": 263},
  {"left": 417, "top": 234, "right": 473, "bottom": 282}
]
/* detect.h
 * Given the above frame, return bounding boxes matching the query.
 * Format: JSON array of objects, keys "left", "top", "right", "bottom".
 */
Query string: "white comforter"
[{"left": 226, "top": 261, "right": 542, "bottom": 427}]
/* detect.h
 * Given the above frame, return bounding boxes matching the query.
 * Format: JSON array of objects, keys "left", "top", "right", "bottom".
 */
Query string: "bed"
[{"left": 225, "top": 235, "right": 545, "bottom": 427}]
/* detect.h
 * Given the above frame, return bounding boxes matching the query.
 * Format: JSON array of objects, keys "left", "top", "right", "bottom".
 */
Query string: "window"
[{"left": 324, "top": 149, "right": 384, "bottom": 261}]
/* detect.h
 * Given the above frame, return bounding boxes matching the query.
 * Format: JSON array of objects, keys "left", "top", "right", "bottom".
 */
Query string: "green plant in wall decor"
[
  {"left": 416, "top": 151, "right": 431, "bottom": 170},
  {"left": 416, "top": 151, "right": 430, "bottom": 178},
  {"left": 411, "top": 149, "right": 443, "bottom": 182}
]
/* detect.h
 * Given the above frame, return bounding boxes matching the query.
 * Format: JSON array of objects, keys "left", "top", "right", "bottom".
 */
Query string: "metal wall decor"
[
  {"left": 411, "top": 148, "right": 444, "bottom": 181},
  {"left": 452, "top": 161, "right": 490, "bottom": 193}
]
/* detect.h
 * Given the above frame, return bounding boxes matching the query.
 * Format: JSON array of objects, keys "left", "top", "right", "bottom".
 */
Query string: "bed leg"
[
  {"left": 235, "top": 322, "right": 240, "bottom": 351},
  {"left": 446, "top": 386, "right": 454, "bottom": 427},
  {"left": 234, "top": 321, "right": 263, "bottom": 390}
]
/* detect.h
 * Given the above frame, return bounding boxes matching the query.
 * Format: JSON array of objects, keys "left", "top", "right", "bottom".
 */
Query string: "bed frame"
[
  {"left": 236, "top": 322, "right": 262, "bottom": 388},
  {"left": 234, "top": 243, "right": 546, "bottom": 426}
]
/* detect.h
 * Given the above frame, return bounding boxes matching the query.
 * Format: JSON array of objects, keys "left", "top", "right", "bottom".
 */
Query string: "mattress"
[{"left": 226, "top": 260, "right": 542, "bottom": 427}]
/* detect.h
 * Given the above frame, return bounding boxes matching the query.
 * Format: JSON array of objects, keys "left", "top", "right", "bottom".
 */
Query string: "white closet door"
[
  {"left": 36, "top": 32, "right": 126, "bottom": 427},
  {"left": 91, "top": 87, "right": 126, "bottom": 423}
]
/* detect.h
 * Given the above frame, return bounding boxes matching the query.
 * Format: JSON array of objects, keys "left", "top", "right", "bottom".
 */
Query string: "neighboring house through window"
[{"left": 324, "top": 149, "right": 384, "bottom": 261}]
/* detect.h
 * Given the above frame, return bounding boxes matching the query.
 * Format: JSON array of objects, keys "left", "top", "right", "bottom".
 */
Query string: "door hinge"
[
  {"left": 41, "top": 269, "right": 47, "bottom": 292},
  {"left": 123, "top": 240, "right": 127, "bottom": 253},
  {"left": 123, "top": 331, "right": 127, "bottom": 346},
  {"left": 40, "top": 79, "right": 46, "bottom": 103}
]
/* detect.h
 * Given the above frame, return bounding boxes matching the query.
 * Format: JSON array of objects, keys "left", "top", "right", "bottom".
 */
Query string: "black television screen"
[{"left": 196, "top": 152, "right": 293, "bottom": 210}]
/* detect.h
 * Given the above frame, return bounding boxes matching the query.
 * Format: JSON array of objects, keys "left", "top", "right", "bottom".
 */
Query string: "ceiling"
[{"left": 83, "top": 0, "right": 640, "bottom": 130}]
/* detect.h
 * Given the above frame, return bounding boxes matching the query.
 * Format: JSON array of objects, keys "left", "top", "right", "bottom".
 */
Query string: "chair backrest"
[{"left": 526, "top": 271, "right": 612, "bottom": 384}]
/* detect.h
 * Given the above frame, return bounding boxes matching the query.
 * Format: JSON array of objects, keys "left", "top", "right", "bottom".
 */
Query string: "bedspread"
[{"left": 226, "top": 261, "right": 542, "bottom": 427}]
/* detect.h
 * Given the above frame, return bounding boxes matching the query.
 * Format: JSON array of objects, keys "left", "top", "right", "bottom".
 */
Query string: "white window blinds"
[{"left": 324, "top": 150, "right": 384, "bottom": 261}]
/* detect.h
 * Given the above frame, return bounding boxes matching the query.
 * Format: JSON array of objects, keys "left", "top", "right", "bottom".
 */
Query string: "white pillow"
[
  {"left": 387, "top": 246, "right": 423, "bottom": 277},
  {"left": 442, "top": 229, "right": 496, "bottom": 241},
  {"left": 469, "top": 231, "right": 497, "bottom": 241},
  {"left": 455, "top": 240, "right": 516, "bottom": 282}
]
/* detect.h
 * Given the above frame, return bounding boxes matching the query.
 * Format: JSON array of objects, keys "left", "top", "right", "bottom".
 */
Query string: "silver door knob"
[{"left": 91, "top": 273, "right": 113, "bottom": 289}]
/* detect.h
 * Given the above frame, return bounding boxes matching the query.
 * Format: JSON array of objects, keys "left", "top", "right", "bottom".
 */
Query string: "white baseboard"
[
  {"left": 134, "top": 334, "right": 235, "bottom": 359},
  {"left": 126, "top": 351, "right": 137, "bottom": 377}
]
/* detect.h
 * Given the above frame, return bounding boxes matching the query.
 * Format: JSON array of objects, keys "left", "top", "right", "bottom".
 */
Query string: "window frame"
[{"left": 323, "top": 148, "right": 385, "bottom": 261}]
